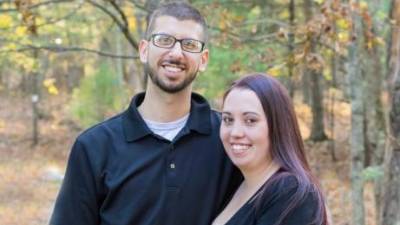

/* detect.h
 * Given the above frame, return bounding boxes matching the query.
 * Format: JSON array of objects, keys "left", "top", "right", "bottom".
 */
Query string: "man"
[{"left": 50, "top": 2, "right": 240, "bottom": 225}]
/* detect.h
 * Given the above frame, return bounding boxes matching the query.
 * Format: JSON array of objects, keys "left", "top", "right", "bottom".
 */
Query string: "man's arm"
[{"left": 50, "top": 139, "right": 101, "bottom": 225}]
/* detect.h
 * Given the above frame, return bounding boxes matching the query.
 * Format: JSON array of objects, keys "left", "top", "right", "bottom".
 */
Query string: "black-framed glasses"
[{"left": 150, "top": 33, "right": 205, "bottom": 53}]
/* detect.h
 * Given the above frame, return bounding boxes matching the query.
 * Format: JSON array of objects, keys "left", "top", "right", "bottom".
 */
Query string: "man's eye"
[
  {"left": 156, "top": 36, "right": 174, "bottom": 45},
  {"left": 183, "top": 39, "right": 200, "bottom": 50}
]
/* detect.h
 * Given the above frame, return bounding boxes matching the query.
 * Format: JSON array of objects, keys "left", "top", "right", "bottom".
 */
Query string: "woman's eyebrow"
[{"left": 243, "top": 112, "right": 260, "bottom": 116}]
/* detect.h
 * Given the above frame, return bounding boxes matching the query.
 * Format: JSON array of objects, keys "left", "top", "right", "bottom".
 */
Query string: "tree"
[
  {"left": 303, "top": 0, "right": 328, "bottom": 142},
  {"left": 381, "top": 0, "right": 400, "bottom": 224},
  {"left": 348, "top": 1, "right": 366, "bottom": 224}
]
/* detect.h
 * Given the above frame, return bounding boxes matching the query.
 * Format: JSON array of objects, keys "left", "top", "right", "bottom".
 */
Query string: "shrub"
[{"left": 69, "top": 64, "right": 128, "bottom": 128}]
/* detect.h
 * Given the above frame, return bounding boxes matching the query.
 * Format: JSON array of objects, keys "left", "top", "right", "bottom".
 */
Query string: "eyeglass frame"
[{"left": 149, "top": 33, "right": 206, "bottom": 53}]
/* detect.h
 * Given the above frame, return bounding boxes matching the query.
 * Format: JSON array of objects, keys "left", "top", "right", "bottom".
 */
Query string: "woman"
[{"left": 212, "top": 73, "right": 328, "bottom": 225}]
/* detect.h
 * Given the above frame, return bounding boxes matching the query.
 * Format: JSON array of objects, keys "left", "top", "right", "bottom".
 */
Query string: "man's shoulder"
[
  {"left": 76, "top": 112, "right": 125, "bottom": 144},
  {"left": 210, "top": 108, "right": 222, "bottom": 120},
  {"left": 206, "top": 109, "right": 222, "bottom": 131}
]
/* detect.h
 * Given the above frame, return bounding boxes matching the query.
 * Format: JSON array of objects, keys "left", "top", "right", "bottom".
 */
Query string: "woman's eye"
[
  {"left": 222, "top": 117, "right": 233, "bottom": 124},
  {"left": 245, "top": 118, "right": 257, "bottom": 125}
]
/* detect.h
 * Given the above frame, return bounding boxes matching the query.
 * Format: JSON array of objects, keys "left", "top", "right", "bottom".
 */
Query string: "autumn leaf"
[
  {"left": 367, "top": 41, "right": 373, "bottom": 50},
  {"left": 336, "top": 18, "right": 351, "bottom": 30},
  {"left": 279, "top": 10, "right": 290, "bottom": 19},
  {"left": 219, "top": 20, "right": 227, "bottom": 31},
  {"left": 360, "top": 1, "right": 368, "bottom": 11},
  {"left": 267, "top": 65, "right": 285, "bottom": 77},
  {"left": 338, "top": 32, "right": 349, "bottom": 42},
  {"left": 35, "top": 17, "right": 45, "bottom": 27},
  {"left": 314, "top": 0, "right": 325, "bottom": 5},
  {"left": 267, "top": 68, "right": 280, "bottom": 77},
  {"left": 4, "top": 43, "right": 17, "bottom": 51},
  {"left": 122, "top": 5, "right": 137, "bottom": 33},
  {"left": 43, "top": 78, "right": 59, "bottom": 95},
  {"left": 294, "top": 52, "right": 305, "bottom": 64},
  {"left": 373, "top": 37, "right": 385, "bottom": 46},
  {"left": 0, "top": 119, "right": 5, "bottom": 132},
  {"left": 0, "top": 15, "right": 13, "bottom": 29},
  {"left": 128, "top": 16, "right": 137, "bottom": 33},
  {"left": 306, "top": 53, "right": 325, "bottom": 71},
  {"left": 43, "top": 78, "right": 56, "bottom": 87},
  {"left": 48, "top": 85, "right": 59, "bottom": 95},
  {"left": 15, "top": 26, "right": 28, "bottom": 37}
]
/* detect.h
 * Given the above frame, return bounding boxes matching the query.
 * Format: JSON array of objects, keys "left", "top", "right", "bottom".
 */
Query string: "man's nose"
[{"left": 168, "top": 41, "right": 184, "bottom": 56}]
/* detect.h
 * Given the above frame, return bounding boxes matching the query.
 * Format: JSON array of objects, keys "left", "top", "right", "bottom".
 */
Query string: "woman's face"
[{"left": 220, "top": 88, "right": 272, "bottom": 172}]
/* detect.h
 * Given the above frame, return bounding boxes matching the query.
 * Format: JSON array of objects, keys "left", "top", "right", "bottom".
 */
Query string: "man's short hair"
[{"left": 145, "top": 2, "right": 208, "bottom": 44}]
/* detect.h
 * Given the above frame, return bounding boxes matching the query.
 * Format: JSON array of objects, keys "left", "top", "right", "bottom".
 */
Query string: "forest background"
[{"left": 0, "top": 0, "right": 399, "bottom": 225}]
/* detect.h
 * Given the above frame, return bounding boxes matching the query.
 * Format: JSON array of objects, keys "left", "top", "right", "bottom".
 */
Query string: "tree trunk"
[
  {"left": 31, "top": 48, "right": 39, "bottom": 147},
  {"left": 348, "top": 1, "right": 366, "bottom": 224},
  {"left": 303, "top": 0, "right": 327, "bottom": 141},
  {"left": 363, "top": 27, "right": 386, "bottom": 223},
  {"left": 115, "top": 25, "right": 124, "bottom": 87},
  {"left": 15, "top": 0, "right": 41, "bottom": 146},
  {"left": 302, "top": 70, "right": 311, "bottom": 105},
  {"left": 310, "top": 70, "right": 328, "bottom": 141},
  {"left": 381, "top": 0, "right": 400, "bottom": 224},
  {"left": 287, "top": 0, "right": 295, "bottom": 98}
]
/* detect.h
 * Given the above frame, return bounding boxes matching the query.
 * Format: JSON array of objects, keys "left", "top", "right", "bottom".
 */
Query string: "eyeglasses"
[{"left": 150, "top": 33, "right": 205, "bottom": 53}]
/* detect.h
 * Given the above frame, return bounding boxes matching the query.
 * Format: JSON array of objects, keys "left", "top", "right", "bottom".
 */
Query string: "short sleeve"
[{"left": 49, "top": 139, "right": 101, "bottom": 225}]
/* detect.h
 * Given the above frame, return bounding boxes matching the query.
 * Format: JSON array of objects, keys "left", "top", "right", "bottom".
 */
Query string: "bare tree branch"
[
  {"left": 0, "top": 44, "right": 138, "bottom": 59},
  {"left": 0, "top": 2, "right": 83, "bottom": 31},
  {"left": 0, "top": 0, "right": 72, "bottom": 13},
  {"left": 126, "top": 0, "right": 150, "bottom": 12},
  {"left": 86, "top": 0, "right": 139, "bottom": 50},
  {"left": 109, "top": 0, "right": 129, "bottom": 28}
]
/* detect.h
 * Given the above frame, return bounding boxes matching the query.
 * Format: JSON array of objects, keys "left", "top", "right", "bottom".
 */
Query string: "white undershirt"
[{"left": 143, "top": 114, "right": 190, "bottom": 141}]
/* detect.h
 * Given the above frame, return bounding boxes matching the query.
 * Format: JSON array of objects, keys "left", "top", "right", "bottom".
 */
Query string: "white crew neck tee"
[{"left": 143, "top": 114, "right": 190, "bottom": 141}]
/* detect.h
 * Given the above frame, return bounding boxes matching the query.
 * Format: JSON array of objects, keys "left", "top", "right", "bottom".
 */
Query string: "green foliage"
[
  {"left": 69, "top": 64, "right": 127, "bottom": 128},
  {"left": 195, "top": 43, "right": 271, "bottom": 99},
  {"left": 195, "top": 46, "right": 243, "bottom": 99},
  {"left": 362, "top": 166, "right": 384, "bottom": 182}
]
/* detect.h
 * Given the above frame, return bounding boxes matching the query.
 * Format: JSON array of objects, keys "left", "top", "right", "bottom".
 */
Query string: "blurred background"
[{"left": 0, "top": 0, "right": 399, "bottom": 224}]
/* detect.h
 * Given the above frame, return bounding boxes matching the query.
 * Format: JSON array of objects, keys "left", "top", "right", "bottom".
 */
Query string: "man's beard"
[{"left": 144, "top": 61, "right": 197, "bottom": 93}]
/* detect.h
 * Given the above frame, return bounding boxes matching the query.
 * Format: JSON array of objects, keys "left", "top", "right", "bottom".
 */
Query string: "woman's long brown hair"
[{"left": 223, "top": 73, "right": 328, "bottom": 225}]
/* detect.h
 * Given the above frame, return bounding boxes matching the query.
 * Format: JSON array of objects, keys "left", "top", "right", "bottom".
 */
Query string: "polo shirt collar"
[{"left": 122, "top": 92, "right": 212, "bottom": 142}]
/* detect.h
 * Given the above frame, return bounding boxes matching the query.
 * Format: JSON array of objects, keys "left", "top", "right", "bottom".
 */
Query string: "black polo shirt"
[{"left": 50, "top": 92, "right": 241, "bottom": 225}]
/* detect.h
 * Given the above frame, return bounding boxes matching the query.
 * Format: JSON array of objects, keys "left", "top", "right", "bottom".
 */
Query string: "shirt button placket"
[
  {"left": 168, "top": 144, "right": 175, "bottom": 170},
  {"left": 168, "top": 143, "right": 176, "bottom": 170},
  {"left": 166, "top": 143, "right": 178, "bottom": 188}
]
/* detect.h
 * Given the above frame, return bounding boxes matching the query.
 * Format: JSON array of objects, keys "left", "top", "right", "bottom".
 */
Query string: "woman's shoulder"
[
  {"left": 254, "top": 171, "right": 320, "bottom": 223},
  {"left": 255, "top": 170, "right": 316, "bottom": 208},
  {"left": 265, "top": 171, "right": 299, "bottom": 194}
]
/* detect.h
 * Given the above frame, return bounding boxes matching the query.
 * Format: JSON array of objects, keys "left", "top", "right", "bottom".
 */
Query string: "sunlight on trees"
[{"left": 0, "top": 0, "right": 398, "bottom": 224}]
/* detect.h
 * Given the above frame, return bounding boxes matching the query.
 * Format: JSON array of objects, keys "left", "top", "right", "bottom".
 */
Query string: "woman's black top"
[{"left": 224, "top": 172, "right": 319, "bottom": 225}]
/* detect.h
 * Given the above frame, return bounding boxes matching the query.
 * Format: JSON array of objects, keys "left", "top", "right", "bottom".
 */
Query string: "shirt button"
[{"left": 170, "top": 163, "right": 176, "bottom": 169}]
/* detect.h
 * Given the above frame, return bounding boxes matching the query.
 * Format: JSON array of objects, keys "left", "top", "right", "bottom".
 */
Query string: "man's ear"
[
  {"left": 139, "top": 40, "right": 149, "bottom": 63},
  {"left": 198, "top": 48, "right": 209, "bottom": 72}
]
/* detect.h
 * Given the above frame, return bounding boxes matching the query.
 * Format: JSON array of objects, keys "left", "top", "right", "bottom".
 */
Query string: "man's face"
[{"left": 139, "top": 16, "right": 209, "bottom": 93}]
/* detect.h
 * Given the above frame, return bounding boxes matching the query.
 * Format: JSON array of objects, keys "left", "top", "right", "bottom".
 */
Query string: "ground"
[{"left": 0, "top": 92, "right": 377, "bottom": 225}]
